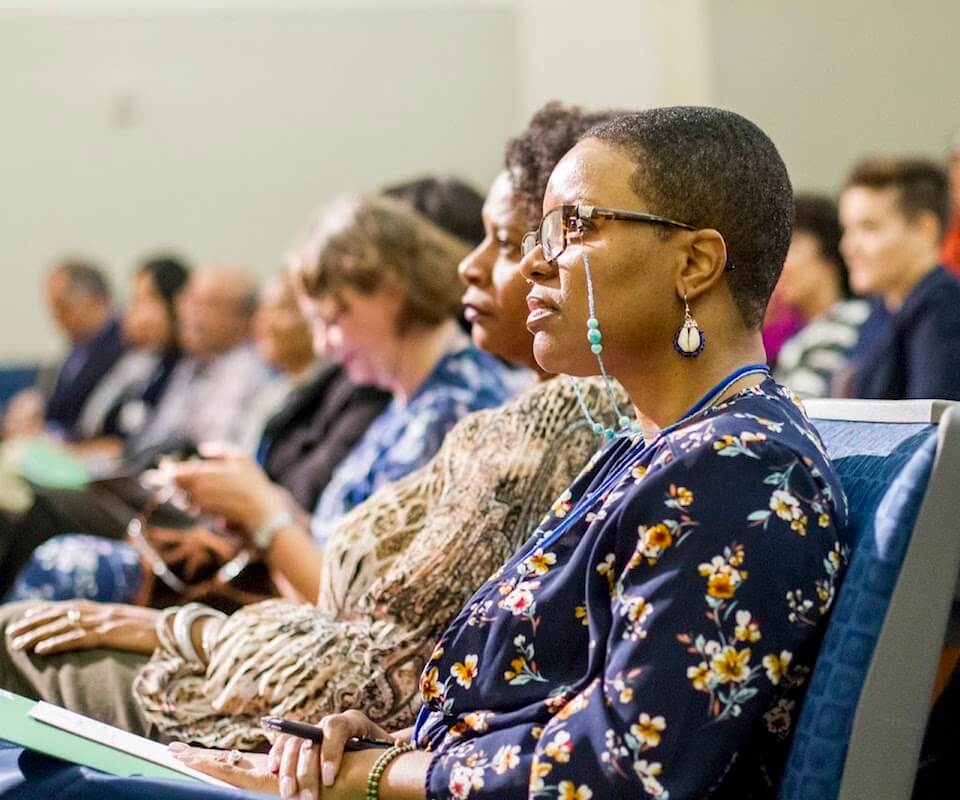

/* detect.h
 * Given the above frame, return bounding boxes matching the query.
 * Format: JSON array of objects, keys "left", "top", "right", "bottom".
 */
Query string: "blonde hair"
[{"left": 288, "top": 194, "right": 468, "bottom": 330}]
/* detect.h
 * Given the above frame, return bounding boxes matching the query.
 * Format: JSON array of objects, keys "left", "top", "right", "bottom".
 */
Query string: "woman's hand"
[
  {"left": 168, "top": 744, "right": 279, "bottom": 795},
  {"left": 6, "top": 601, "right": 160, "bottom": 656},
  {"left": 270, "top": 711, "right": 392, "bottom": 798},
  {"left": 169, "top": 449, "right": 287, "bottom": 533}
]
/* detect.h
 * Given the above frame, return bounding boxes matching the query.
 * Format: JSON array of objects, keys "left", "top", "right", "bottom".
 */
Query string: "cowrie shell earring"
[{"left": 674, "top": 293, "right": 705, "bottom": 357}]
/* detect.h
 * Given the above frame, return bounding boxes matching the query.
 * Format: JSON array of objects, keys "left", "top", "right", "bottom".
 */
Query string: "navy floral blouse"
[{"left": 415, "top": 379, "right": 849, "bottom": 799}]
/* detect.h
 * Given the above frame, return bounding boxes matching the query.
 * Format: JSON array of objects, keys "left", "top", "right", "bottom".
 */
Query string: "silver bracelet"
[
  {"left": 173, "top": 603, "right": 219, "bottom": 664},
  {"left": 156, "top": 606, "right": 180, "bottom": 655}
]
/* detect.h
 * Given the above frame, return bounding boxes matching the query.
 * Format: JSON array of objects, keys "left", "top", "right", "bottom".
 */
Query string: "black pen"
[{"left": 260, "top": 716, "right": 393, "bottom": 750}]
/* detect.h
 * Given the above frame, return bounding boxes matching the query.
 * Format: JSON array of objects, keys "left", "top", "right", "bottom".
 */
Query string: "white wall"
[
  {"left": 1, "top": 0, "right": 957, "bottom": 361},
  {"left": 0, "top": 3, "right": 519, "bottom": 361},
  {"left": 707, "top": 0, "right": 960, "bottom": 192}
]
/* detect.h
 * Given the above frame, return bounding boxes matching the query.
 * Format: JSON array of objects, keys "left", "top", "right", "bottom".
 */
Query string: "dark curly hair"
[
  {"left": 588, "top": 107, "right": 794, "bottom": 329},
  {"left": 504, "top": 102, "right": 618, "bottom": 225}
]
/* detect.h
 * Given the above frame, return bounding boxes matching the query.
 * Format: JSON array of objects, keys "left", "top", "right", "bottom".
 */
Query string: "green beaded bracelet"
[{"left": 366, "top": 741, "right": 416, "bottom": 800}]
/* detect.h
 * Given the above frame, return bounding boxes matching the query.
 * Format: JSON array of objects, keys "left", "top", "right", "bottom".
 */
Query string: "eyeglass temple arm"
[{"left": 577, "top": 204, "right": 696, "bottom": 230}]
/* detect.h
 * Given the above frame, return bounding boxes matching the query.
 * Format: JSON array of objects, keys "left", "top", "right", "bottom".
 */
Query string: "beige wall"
[
  {"left": 707, "top": 0, "right": 960, "bottom": 193},
  {"left": 1, "top": 0, "right": 957, "bottom": 361}
]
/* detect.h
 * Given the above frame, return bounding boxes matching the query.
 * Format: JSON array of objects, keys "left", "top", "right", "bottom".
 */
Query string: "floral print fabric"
[
  {"left": 416, "top": 379, "right": 849, "bottom": 799},
  {"left": 311, "top": 344, "right": 519, "bottom": 544}
]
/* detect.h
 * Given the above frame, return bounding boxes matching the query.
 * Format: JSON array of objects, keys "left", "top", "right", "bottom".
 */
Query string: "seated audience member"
[
  {"left": 4, "top": 195, "right": 514, "bottom": 605},
  {"left": 7, "top": 107, "right": 848, "bottom": 800},
  {"left": 0, "top": 101, "right": 623, "bottom": 746},
  {"left": 773, "top": 195, "right": 870, "bottom": 397},
  {"left": 73, "top": 255, "right": 190, "bottom": 446},
  {"left": 5, "top": 271, "right": 314, "bottom": 603},
  {"left": 3, "top": 261, "right": 123, "bottom": 441},
  {"left": 840, "top": 157, "right": 960, "bottom": 399},
  {"left": 235, "top": 272, "right": 322, "bottom": 454},
  {"left": 941, "top": 130, "right": 960, "bottom": 274},
  {"left": 126, "top": 264, "right": 269, "bottom": 455},
  {"left": 0, "top": 265, "right": 268, "bottom": 596},
  {"left": 287, "top": 195, "right": 516, "bottom": 546}
]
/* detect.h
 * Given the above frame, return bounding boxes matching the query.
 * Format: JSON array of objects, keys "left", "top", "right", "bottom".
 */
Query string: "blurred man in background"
[
  {"left": 840, "top": 157, "right": 960, "bottom": 400},
  {"left": 3, "top": 261, "right": 123, "bottom": 440}
]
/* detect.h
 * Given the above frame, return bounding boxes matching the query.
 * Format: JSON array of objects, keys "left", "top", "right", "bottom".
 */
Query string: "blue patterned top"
[
  {"left": 310, "top": 345, "right": 516, "bottom": 545},
  {"left": 414, "top": 379, "right": 849, "bottom": 799}
]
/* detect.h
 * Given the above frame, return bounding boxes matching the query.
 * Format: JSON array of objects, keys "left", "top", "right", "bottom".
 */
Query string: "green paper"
[
  {"left": 0, "top": 689, "right": 201, "bottom": 783},
  {"left": 14, "top": 439, "right": 89, "bottom": 489}
]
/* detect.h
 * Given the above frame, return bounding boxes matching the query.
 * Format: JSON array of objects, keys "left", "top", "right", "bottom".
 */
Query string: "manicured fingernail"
[
  {"left": 167, "top": 742, "right": 188, "bottom": 751},
  {"left": 301, "top": 790, "right": 316, "bottom": 800},
  {"left": 280, "top": 777, "right": 297, "bottom": 798},
  {"left": 268, "top": 754, "right": 279, "bottom": 772},
  {"left": 11, "top": 637, "right": 24, "bottom": 650},
  {"left": 322, "top": 761, "right": 335, "bottom": 787},
  {"left": 301, "top": 738, "right": 313, "bottom": 750}
]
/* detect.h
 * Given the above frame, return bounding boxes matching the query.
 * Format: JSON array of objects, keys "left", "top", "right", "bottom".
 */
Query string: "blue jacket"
[
  {"left": 850, "top": 266, "right": 960, "bottom": 400},
  {"left": 44, "top": 317, "right": 125, "bottom": 437}
]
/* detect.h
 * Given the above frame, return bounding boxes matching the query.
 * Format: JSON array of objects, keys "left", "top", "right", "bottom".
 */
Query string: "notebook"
[{"left": 0, "top": 689, "right": 230, "bottom": 787}]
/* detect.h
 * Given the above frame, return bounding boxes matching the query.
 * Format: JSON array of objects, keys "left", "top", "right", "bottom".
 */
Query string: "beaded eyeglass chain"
[{"left": 570, "top": 246, "right": 652, "bottom": 440}]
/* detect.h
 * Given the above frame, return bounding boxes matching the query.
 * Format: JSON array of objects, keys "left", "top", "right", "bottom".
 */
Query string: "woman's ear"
[{"left": 674, "top": 228, "right": 728, "bottom": 302}]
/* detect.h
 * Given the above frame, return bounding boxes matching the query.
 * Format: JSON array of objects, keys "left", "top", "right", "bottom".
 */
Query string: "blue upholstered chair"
[{"left": 778, "top": 400, "right": 960, "bottom": 800}]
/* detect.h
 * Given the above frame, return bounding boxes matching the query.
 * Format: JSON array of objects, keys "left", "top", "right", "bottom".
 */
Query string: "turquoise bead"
[
  {"left": 587, "top": 329, "right": 603, "bottom": 345},
  {"left": 592, "top": 422, "right": 604, "bottom": 435},
  {"left": 587, "top": 318, "right": 600, "bottom": 329},
  {"left": 618, "top": 415, "right": 631, "bottom": 428},
  {"left": 591, "top": 343, "right": 603, "bottom": 354},
  {"left": 603, "top": 428, "right": 615, "bottom": 439}
]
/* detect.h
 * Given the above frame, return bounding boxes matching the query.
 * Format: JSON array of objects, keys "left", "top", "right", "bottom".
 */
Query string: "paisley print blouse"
[{"left": 416, "top": 379, "right": 849, "bottom": 799}]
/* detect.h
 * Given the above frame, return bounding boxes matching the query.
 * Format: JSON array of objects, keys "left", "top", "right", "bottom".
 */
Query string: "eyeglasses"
[{"left": 521, "top": 203, "right": 697, "bottom": 263}]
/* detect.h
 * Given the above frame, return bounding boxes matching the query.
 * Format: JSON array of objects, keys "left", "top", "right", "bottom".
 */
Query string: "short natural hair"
[
  {"left": 505, "top": 101, "right": 618, "bottom": 224},
  {"left": 383, "top": 176, "right": 485, "bottom": 247},
  {"left": 586, "top": 107, "right": 794, "bottom": 328},
  {"left": 289, "top": 194, "right": 468, "bottom": 330},
  {"left": 53, "top": 259, "right": 112, "bottom": 302},
  {"left": 793, "top": 194, "right": 851, "bottom": 297},
  {"left": 843, "top": 156, "right": 949, "bottom": 234}
]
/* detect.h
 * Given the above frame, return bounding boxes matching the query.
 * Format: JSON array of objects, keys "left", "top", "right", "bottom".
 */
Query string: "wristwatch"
[{"left": 251, "top": 510, "right": 294, "bottom": 551}]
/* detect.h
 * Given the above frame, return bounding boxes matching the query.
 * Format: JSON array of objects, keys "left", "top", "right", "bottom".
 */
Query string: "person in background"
[
  {"left": 235, "top": 272, "right": 322, "bottom": 455},
  {"left": 839, "top": 157, "right": 960, "bottom": 400},
  {"left": 5, "top": 195, "right": 514, "bottom": 606},
  {"left": 940, "top": 130, "right": 960, "bottom": 274},
  {"left": 0, "top": 265, "right": 268, "bottom": 597},
  {"left": 73, "top": 255, "right": 190, "bottom": 448},
  {"left": 3, "top": 261, "right": 123, "bottom": 441},
  {"left": 773, "top": 195, "right": 870, "bottom": 397},
  {"left": 289, "top": 194, "right": 516, "bottom": 548},
  {"left": 125, "top": 264, "right": 269, "bottom": 456}
]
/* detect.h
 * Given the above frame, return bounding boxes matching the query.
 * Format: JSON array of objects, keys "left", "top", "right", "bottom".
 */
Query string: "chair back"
[{"left": 778, "top": 399, "right": 960, "bottom": 800}]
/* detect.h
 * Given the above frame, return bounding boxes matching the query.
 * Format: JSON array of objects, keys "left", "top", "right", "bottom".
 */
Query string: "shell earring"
[{"left": 674, "top": 293, "right": 705, "bottom": 357}]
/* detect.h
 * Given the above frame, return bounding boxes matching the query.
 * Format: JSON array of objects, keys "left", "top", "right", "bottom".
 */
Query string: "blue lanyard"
[{"left": 412, "top": 363, "right": 770, "bottom": 744}]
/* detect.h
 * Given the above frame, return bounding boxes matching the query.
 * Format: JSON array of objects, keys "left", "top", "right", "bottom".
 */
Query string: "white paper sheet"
[{"left": 28, "top": 701, "right": 234, "bottom": 788}]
